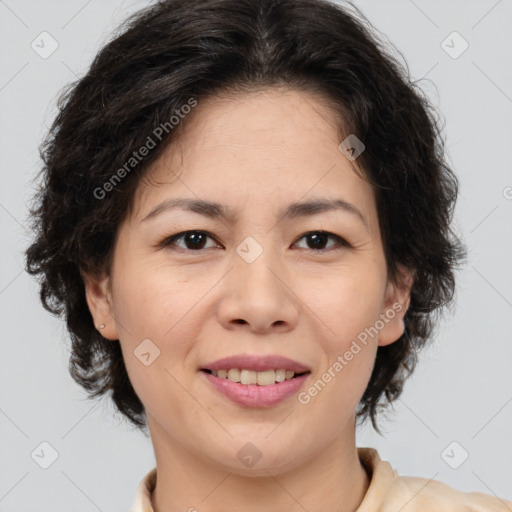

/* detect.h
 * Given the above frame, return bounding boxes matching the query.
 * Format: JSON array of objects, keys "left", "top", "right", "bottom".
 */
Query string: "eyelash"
[{"left": 159, "top": 230, "right": 351, "bottom": 253}]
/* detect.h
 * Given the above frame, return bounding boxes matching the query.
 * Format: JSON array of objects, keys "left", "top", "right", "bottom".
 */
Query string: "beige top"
[{"left": 131, "top": 447, "right": 512, "bottom": 511}]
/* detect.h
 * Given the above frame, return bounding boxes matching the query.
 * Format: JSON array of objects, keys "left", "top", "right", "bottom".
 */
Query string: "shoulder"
[
  {"left": 131, "top": 467, "right": 156, "bottom": 512},
  {"left": 382, "top": 474, "right": 512, "bottom": 512},
  {"left": 356, "top": 447, "right": 512, "bottom": 512}
]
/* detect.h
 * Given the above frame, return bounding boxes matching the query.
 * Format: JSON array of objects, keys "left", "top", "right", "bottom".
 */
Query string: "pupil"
[
  {"left": 309, "top": 233, "right": 327, "bottom": 249},
  {"left": 186, "top": 232, "right": 206, "bottom": 249}
]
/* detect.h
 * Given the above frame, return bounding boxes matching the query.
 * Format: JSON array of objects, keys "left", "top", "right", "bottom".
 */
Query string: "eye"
[
  {"left": 293, "top": 231, "right": 350, "bottom": 251},
  {"left": 160, "top": 230, "right": 220, "bottom": 251},
  {"left": 159, "top": 230, "right": 350, "bottom": 252}
]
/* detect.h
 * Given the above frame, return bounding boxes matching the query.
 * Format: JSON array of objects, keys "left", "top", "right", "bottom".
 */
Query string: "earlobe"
[
  {"left": 378, "top": 264, "right": 414, "bottom": 347},
  {"left": 81, "top": 270, "right": 119, "bottom": 340}
]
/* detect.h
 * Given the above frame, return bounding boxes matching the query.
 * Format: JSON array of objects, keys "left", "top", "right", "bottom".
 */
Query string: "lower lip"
[{"left": 201, "top": 371, "right": 310, "bottom": 407}]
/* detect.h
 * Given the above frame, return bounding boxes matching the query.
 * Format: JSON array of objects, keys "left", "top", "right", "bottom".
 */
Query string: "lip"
[
  {"left": 200, "top": 354, "right": 311, "bottom": 373},
  {"left": 201, "top": 371, "right": 310, "bottom": 407}
]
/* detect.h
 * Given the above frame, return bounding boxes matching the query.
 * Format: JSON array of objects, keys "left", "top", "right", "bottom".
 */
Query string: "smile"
[{"left": 200, "top": 369, "right": 311, "bottom": 407}]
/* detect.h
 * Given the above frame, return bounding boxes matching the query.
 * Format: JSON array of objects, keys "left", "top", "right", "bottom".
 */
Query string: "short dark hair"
[{"left": 25, "top": 0, "right": 466, "bottom": 433}]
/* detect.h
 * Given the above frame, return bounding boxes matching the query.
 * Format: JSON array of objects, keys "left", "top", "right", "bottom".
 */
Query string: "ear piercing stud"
[{"left": 98, "top": 324, "right": 105, "bottom": 330}]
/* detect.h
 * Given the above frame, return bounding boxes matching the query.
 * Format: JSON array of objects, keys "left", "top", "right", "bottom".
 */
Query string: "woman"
[{"left": 25, "top": 0, "right": 512, "bottom": 510}]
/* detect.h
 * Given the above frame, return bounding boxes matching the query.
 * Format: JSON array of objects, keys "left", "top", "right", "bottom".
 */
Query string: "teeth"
[
  {"left": 257, "top": 370, "right": 275, "bottom": 386},
  {"left": 227, "top": 369, "right": 240, "bottom": 382},
  {"left": 240, "top": 369, "right": 257, "bottom": 385},
  {"left": 210, "top": 368, "right": 298, "bottom": 385},
  {"left": 275, "top": 369, "right": 286, "bottom": 382}
]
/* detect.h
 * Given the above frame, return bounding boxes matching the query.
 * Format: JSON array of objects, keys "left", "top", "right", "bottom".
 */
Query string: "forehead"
[{"left": 131, "top": 87, "right": 378, "bottom": 231}]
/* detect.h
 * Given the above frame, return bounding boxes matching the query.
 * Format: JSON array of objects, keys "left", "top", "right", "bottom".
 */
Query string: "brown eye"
[
  {"left": 294, "top": 231, "right": 349, "bottom": 251},
  {"left": 161, "top": 230, "right": 219, "bottom": 251}
]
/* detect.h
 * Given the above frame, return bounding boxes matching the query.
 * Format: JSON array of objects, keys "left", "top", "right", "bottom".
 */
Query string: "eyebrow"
[{"left": 141, "top": 197, "right": 368, "bottom": 230}]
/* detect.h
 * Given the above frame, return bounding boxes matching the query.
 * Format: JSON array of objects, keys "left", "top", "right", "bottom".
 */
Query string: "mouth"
[
  {"left": 199, "top": 354, "right": 312, "bottom": 406},
  {"left": 200, "top": 369, "right": 311, "bottom": 407},
  {"left": 200, "top": 368, "right": 310, "bottom": 386}
]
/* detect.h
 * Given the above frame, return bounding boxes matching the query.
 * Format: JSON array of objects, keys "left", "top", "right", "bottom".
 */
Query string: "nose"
[{"left": 216, "top": 248, "right": 300, "bottom": 334}]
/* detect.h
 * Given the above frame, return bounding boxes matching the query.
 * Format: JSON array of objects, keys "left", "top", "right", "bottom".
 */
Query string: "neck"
[{"left": 148, "top": 416, "right": 370, "bottom": 512}]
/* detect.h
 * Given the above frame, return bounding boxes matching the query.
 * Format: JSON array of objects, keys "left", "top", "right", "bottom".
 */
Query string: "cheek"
[
  {"left": 110, "top": 256, "right": 212, "bottom": 391},
  {"left": 299, "top": 263, "right": 385, "bottom": 348},
  {"left": 114, "top": 278, "right": 204, "bottom": 430},
  {"left": 296, "top": 265, "right": 383, "bottom": 405},
  {"left": 110, "top": 254, "right": 208, "bottom": 342},
  {"left": 123, "top": 356, "right": 202, "bottom": 440}
]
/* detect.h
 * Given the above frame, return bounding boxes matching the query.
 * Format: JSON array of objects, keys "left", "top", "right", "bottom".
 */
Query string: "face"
[{"left": 85, "top": 87, "right": 411, "bottom": 475}]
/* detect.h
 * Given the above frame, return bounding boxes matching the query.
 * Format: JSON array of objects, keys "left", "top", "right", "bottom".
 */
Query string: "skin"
[{"left": 84, "top": 87, "right": 413, "bottom": 512}]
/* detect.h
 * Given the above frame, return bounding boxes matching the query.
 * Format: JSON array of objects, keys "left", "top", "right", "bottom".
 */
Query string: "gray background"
[{"left": 1, "top": 0, "right": 511, "bottom": 510}]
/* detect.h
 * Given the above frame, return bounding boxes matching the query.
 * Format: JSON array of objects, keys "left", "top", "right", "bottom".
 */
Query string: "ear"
[
  {"left": 378, "top": 264, "right": 414, "bottom": 347},
  {"left": 81, "top": 270, "right": 119, "bottom": 340}
]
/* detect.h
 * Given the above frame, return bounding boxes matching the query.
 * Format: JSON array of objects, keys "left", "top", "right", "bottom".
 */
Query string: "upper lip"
[{"left": 201, "top": 354, "right": 311, "bottom": 373}]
